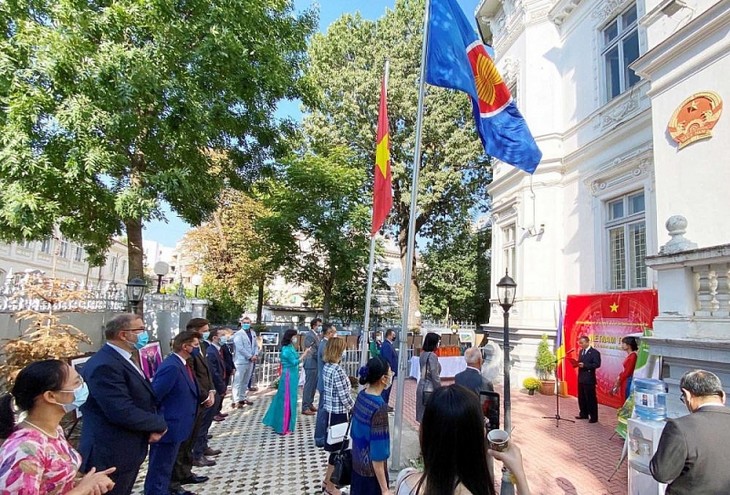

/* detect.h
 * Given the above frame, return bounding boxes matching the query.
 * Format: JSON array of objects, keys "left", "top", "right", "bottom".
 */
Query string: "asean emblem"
[
  {"left": 466, "top": 41, "right": 512, "bottom": 117},
  {"left": 667, "top": 91, "right": 723, "bottom": 150}
]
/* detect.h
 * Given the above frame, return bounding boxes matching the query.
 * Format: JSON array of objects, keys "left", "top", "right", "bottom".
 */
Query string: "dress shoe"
[
  {"left": 589, "top": 419, "right": 598, "bottom": 423},
  {"left": 213, "top": 414, "right": 226, "bottom": 422},
  {"left": 204, "top": 447, "right": 222, "bottom": 456},
  {"left": 218, "top": 412, "right": 229, "bottom": 417},
  {"left": 248, "top": 386, "right": 259, "bottom": 392},
  {"left": 206, "top": 434, "right": 213, "bottom": 440},
  {"left": 192, "top": 456, "right": 216, "bottom": 467},
  {"left": 242, "top": 399, "right": 254, "bottom": 406},
  {"left": 387, "top": 406, "right": 394, "bottom": 412},
  {"left": 181, "top": 475, "right": 209, "bottom": 484},
  {"left": 574, "top": 415, "right": 588, "bottom": 420},
  {"left": 170, "top": 489, "right": 197, "bottom": 495},
  {"left": 302, "top": 409, "right": 316, "bottom": 416},
  {"left": 310, "top": 405, "right": 318, "bottom": 412}
]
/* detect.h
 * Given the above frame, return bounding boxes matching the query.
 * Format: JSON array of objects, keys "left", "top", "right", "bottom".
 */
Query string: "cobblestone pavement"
[{"left": 131, "top": 378, "right": 629, "bottom": 495}]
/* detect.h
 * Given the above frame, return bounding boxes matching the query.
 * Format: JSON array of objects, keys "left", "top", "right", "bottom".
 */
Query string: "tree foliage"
[
  {"left": 419, "top": 219, "right": 491, "bottom": 323},
  {"left": 303, "top": 0, "right": 491, "bottom": 324},
  {"left": 257, "top": 147, "right": 372, "bottom": 319},
  {"left": 0, "top": 0, "right": 316, "bottom": 275}
]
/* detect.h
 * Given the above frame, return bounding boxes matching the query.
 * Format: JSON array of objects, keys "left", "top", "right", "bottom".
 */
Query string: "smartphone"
[{"left": 480, "top": 391, "right": 500, "bottom": 431}]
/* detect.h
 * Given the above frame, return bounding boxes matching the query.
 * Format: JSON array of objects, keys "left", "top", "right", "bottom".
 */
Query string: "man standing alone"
[
  {"left": 80, "top": 313, "right": 167, "bottom": 495},
  {"left": 232, "top": 317, "right": 259, "bottom": 408},
  {"left": 575, "top": 335, "right": 601, "bottom": 423},
  {"left": 380, "top": 329, "right": 398, "bottom": 410},
  {"left": 651, "top": 370, "right": 730, "bottom": 494},
  {"left": 302, "top": 318, "right": 322, "bottom": 416}
]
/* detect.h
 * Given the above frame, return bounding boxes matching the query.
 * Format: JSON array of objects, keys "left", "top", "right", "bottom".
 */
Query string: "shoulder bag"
[{"left": 330, "top": 417, "right": 353, "bottom": 488}]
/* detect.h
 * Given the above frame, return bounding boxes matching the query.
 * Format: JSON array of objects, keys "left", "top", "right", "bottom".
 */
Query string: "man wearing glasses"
[
  {"left": 651, "top": 369, "right": 730, "bottom": 494},
  {"left": 80, "top": 313, "right": 168, "bottom": 495}
]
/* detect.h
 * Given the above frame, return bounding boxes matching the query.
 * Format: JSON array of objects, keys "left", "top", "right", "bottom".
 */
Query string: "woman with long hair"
[
  {"left": 351, "top": 357, "right": 393, "bottom": 495},
  {"left": 395, "top": 385, "right": 531, "bottom": 495},
  {"left": 321, "top": 337, "right": 355, "bottom": 495},
  {"left": 612, "top": 336, "right": 639, "bottom": 400},
  {"left": 263, "top": 329, "right": 312, "bottom": 435},
  {"left": 0, "top": 359, "right": 116, "bottom": 494},
  {"left": 416, "top": 332, "right": 441, "bottom": 423}
]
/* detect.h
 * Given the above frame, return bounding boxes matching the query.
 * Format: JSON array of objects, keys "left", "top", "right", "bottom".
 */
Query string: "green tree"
[
  {"left": 420, "top": 218, "right": 491, "bottom": 322},
  {"left": 303, "top": 0, "right": 491, "bottom": 326},
  {"left": 258, "top": 147, "right": 372, "bottom": 320},
  {"left": 0, "top": 0, "right": 316, "bottom": 274},
  {"left": 179, "top": 189, "right": 270, "bottom": 321}
]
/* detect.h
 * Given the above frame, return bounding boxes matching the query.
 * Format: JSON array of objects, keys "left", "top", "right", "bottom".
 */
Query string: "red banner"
[{"left": 562, "top": 290, "right": 658, "bottom": 409}]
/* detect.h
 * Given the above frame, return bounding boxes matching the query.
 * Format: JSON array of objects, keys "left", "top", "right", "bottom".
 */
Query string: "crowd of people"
[{"left": 2, "top": 312, "right": 728, "bottom": 495}]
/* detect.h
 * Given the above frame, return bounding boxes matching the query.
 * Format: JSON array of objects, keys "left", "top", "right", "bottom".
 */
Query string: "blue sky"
[{"left": 144, "top": 0, "right": 481, "bottom": 247}]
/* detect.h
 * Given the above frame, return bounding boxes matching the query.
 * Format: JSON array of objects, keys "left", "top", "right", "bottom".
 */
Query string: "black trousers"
[
  {"left": 170, "top": 405, "right": 205, "bottom": 489},
  {"left": 578, "top": 382, "right": 598, "bottom": 420}
]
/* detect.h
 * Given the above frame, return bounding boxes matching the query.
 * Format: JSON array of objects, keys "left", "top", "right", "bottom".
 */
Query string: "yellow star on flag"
[
  {"left": 376, "top": 134, "right": 390, "bottom": 178},
  {"left": 610, "top": 302, "right": 619, "bottom": 313}
]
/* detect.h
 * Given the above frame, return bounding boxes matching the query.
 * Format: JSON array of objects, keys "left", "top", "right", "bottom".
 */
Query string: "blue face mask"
[
  {"left": 242, "top": 323, "right": 251, "bottom": 330},
  {"left": 202, "top": 332, "right": 210, "bottom": 341},
  {"left": 57, "top": 382, "right": 89, "bottom": 413},
  {"left": 134, "top": 331, "right": 149, "bottom": 350},
  {"left": 191, "top": 346, "right": 201, "bottom": 357},
  {"left": 220, "top": 336, "right": 228, "bottom": 345}
]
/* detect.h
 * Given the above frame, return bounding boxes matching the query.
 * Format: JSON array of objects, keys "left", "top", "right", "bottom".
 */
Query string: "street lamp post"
[
  {"left": 191, "top": 274, "right": 203, "bottom": 298},
  {"left": 153, "top": 261, "right": 170, "bottom": 293},
  {"left": 496, "top": 269, "right": 517, "bottom": 495},
  {"left": 126, "top": 278, "right": 147, "bottom": 315}
]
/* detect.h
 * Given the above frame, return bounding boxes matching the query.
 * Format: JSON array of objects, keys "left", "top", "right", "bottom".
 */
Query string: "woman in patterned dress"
[
  {"left": 263, "top": 329, "right": 312, "bottom": 435},
  {"left": 351, "top": 357, "right": 393, "bottom": 495},
  {"left": 0, "top": 359, "right": 116, "bottom": 495}
]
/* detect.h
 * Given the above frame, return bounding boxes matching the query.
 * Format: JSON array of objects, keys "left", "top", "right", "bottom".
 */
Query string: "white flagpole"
[
  {"left": 392, "top": 0, "right": 431, "bottom": 469},
  {"left": 360, "top": 59, "right": 391, "bottom": 371}
]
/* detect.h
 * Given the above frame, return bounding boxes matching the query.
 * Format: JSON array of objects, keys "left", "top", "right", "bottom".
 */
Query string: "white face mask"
[{"left": 292, "top": 337, "right": 298, "bottom": 345}]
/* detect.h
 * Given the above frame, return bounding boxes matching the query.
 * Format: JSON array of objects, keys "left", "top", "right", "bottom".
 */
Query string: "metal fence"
[{"left": 251, "top": 347, "right": 416, "bottom": 389}]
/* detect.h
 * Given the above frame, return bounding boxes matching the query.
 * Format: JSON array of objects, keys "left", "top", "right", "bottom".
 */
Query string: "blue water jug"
[{"left": 634, "top": 378, "right": 667, "bottom": 420}]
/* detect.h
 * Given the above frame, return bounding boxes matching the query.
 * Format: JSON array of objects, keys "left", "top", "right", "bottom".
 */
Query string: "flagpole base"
[{"left": 500, "top": 467, "right": 515, "bottom": 495}]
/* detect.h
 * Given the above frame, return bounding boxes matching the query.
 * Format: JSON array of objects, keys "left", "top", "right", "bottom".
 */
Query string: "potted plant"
[
  {"left": 523, "top": 377, "right": 541, "bottom": 395},
  {"left": 535, "top": 334, "right": 557, "bottom": 395}
]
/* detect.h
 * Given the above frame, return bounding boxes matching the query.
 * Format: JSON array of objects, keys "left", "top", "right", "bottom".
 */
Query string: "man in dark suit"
[
  {"left": 575, "top": 335, "right": 601, "bottom": 423},
  {"left": 380, "top": 329, "right": 399, "bottom": 410},
  {"left": 302, "top": 318, "right": 322, "bottom": 415},
  {"left": 79, "top": 313, "right": 168, "bottom": 495},
  {"left": 169, "top": 319, "right": 218, "bottom": 494},
  {"left": 455, "top": 347, "right": 494, "bottom": 396},
  {"left": 651, "top": 369, "right": 730, "bottom": 494},
  {"left": 144, "top": 331, "right": 201, "bottom": 495}
]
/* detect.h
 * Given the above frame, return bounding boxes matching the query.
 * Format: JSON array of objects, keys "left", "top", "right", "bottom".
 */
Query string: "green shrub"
[{"left": 535, "top": 334, "right": 557, "bottom": 380}]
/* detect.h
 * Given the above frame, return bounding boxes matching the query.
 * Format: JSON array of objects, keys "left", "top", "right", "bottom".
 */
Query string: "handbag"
[
  {"left": 421, "top": 352, "right": 435, "bottom": 406},
  {"left": 330, "top": 417, "right": 352, "bottom": 488},
  {"left": 326, "top": 413, "right": 350, "bottom": 448}
]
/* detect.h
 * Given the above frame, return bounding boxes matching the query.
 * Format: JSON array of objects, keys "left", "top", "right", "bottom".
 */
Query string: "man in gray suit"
[
  {"left": 651, "top": 369, "right": 730, "bottom": 494},
  {"left": 301, "top": 318, "right": 322, "bottom": 416},
  {"left": 314, "top": 323, "right": 337, "bottom": 446},
  {"left": 454, "top": 347, "right": 493, "bottom": 397},
  {"left": 232, "top": 316, "right": 259, "bottom": 408}
]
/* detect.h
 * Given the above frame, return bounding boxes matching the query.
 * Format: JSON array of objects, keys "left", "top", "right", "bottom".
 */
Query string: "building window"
[
  {"left": 606, "top": 191, "right": 646, "bottom": 290},
  {"left": 74, "top": 246, "right": 84, "bottom": 262},
  {"left": 40, "top": 238, "right": 52, "bottom": 254},
  {"left": 502, "top": 224, "right": 516, "bottom": 280},
  {"left": 601, "top": 3, "right": 640, "bottom": 100},
  {"left": 59, "top": 239, "right": 68, "bottom": 259}
]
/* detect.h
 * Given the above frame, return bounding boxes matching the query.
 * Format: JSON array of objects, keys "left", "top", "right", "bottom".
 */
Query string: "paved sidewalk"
[{"left": 131, "top": 379, "right": 628, "bottom": 494}]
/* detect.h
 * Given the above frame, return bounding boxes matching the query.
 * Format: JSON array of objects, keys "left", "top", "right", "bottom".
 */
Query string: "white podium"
[{"left": 627, "top": 418, "right": 667, "bottom": 495}]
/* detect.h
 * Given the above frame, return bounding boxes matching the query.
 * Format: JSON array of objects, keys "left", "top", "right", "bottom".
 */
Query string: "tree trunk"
[
  {"left": 322, "top": 277, "right": 333, "bottom": 321},
  {"left": 125, "top": 218, "right": 145, "bottom": 280},
  {"left": 398, "top": 228, "right": 421, "bottom": 330},
  {"left": 256, "top": 278, "right": 264, "bottom": 324}
]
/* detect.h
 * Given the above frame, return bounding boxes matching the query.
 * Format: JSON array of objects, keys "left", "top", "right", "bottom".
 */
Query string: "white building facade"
[{"left": 476, "top": 0, "right": 729, "bottom": 390}]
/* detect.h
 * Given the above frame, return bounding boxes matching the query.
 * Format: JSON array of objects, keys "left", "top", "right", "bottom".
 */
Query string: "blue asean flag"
[{"left": 425, "top": 0, "right": 542, "bottom": 174}]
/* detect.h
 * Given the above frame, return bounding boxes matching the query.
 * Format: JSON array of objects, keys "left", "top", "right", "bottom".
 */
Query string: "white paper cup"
[{"left": 487, "top": 428, "right": 510, "bottom": 452}]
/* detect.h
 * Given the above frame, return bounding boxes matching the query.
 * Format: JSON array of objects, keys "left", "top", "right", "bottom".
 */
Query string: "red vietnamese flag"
[{"left": 372, "top": 74, "right": 392, "bottom": 235}]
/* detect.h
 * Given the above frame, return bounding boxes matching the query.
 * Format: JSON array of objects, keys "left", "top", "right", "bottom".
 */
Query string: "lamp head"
[{"left": 496, "top": 269, "right": 517, "bottom": 310}]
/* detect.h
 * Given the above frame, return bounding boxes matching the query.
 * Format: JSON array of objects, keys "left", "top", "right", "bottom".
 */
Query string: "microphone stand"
[{"left": 541, "top": 355, "right": 574, "bottom": 427}]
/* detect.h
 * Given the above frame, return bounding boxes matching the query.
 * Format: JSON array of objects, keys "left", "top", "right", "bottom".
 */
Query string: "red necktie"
[
  {"left": 219, "top": 348, "right": 227, "bottom": 379},
  {"left": 186, "top": 363, "right": 194, "bottom": 382}
]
